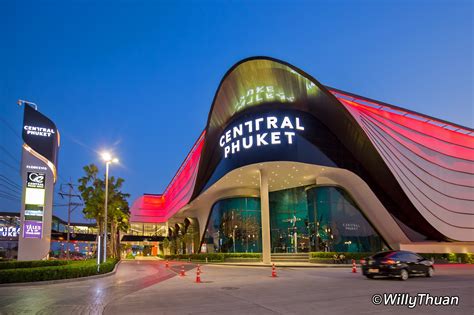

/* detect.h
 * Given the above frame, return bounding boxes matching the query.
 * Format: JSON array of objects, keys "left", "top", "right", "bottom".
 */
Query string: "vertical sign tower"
[{"left": 18, "top": 103, "right": 60, "bottom": 260}]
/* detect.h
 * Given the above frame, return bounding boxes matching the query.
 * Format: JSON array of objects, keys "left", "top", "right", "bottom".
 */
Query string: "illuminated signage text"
[
  {"left": 220, "top": 116, "right": 304, "bottom": 158},
  {"left": 24, "top": 125, "right": 55, "bottom": 137},
  {"left": 0, "top": 225, "right": 20, "bottom": 238}
]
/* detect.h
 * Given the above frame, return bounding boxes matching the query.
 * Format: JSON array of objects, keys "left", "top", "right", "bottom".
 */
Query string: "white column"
[{"left": 259, "top": 169, "right": 271, "bottom": 264}]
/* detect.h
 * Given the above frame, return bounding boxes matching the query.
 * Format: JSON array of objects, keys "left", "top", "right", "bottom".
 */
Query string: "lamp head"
[{"left": 101, "top": 152, "right": 112, "bottom": 162}]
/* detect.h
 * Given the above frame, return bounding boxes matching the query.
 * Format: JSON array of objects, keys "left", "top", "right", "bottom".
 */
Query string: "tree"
[
  {"left": 162, "top": 237, "right": 170, "bottom": 255},
  {"left": 77, "top": 164, "right": 130, "bottom": 259}
]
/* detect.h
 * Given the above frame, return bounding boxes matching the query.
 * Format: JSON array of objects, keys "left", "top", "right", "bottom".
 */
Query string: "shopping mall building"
[{"left": 130, "top": 57, "right": 474, "bottom": 263}]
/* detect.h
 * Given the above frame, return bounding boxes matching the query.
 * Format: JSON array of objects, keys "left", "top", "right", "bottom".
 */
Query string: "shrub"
[
  {"left": 164, "top": 253, "right": 224, "bottom": 262},
  {"left": 310, "top": 252, "right": 373, "bottom": 261},
  {"left": 0, "top": 260, "right": 68, "bottom": 270},
  {"left": 421, "top": 253, "right": 473, "bottom": 264},
  {"left": 162, "top": 253, "right": 262, "bottom": 262},
  {"left": 309, "top": 252, "right": 473, "bottom": 264},
  {"left": 222, "top": 253, "right": 262, "bottom": 259},
  {"left": 0, "top": 259, "right": 118, "bottom": 284},
  {"left": 125, "top": 252, "right": 135, "bottom": 259}
]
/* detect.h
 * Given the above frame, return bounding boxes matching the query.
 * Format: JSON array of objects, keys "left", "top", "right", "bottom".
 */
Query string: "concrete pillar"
[{"left": 259, "top": 169, "right": 271, "bottom": 264}]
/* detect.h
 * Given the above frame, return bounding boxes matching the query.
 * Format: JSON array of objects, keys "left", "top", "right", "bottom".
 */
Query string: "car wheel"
[
  {"left": 426, "top": 267, "right": 434, "bottom": 278},
  {"left": 399, "top": 269, "right": 409, "bottom": 281},
  {"left": 366, "top": 275, "right": 375, "bottom": 279}
]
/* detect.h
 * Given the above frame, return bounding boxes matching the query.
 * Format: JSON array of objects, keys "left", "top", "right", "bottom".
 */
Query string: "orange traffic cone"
[
  {"left": 352, "top": 259, "right": 357, "bottom": 273},
  {"left": 271, "top": 263, "right": 277, "bottom": 277},
  {"left": 195, "top": 269, "right": 201, "bottom": 283},
  {"left": 165, "top": 260, "right": 169, "bottom": 269},
  {"left": 197, "top": 264, "right": 202, "bottom": 273},
  {"left": 180, "top": 265, "right": 186, "bottom": 277}
]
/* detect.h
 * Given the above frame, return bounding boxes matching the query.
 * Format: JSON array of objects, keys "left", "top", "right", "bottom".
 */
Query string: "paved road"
[
  {"left": 0, "top": 261, "right": 472, "bottom": 315},
  {"left": 0, "top": 260, "right": 194, "bottom": 314}
]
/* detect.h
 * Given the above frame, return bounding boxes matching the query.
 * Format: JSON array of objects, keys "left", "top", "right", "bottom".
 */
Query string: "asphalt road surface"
[{"left": 0, "top": 261, "right": 472, "bottom": 315}]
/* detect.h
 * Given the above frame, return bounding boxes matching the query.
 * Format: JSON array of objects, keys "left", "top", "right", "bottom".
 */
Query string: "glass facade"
[
  {"left": 270, "top": 187, "right": 310, "bottom": 253},
  {"left": 306, "top": 186, "right": 385, "bottom": 252},
  {"left": 203, "top": 197, "right": 262, "bottom": 253},
  {"left": 128, "top": 223, "right": 167, "bottom": 236},
  {"left": 202, "top": 186, "right": 386, "bottom": 254}
]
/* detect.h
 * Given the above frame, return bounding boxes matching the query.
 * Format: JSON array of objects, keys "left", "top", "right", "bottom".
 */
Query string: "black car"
[{"left": 362, "top": 250, "right": 434, "bottom": 280}]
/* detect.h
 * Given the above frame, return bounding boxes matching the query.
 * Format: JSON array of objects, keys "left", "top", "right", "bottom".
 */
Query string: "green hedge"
[
  {"left": 310, "top": 252, "right": 473, "bottom": 264},
  {"left": 420, "top": 253, "right": 473, "bottom": 264},
  {"left": 163, "top": 252, "right": 473, "bottom": 264},
  {"left": 0, "top": 260, "right": 69, "bottom": 270},
  {"left": 223, "top": 253, "right": 261, "bottom": 258},
  {"left": 0, "top": 259, "right": 118, "bottom": 284},
  {"left": 310, "top": 252, "right": 373, "bottom": 260},
  {"left": 164, "top": 253, "right": 224, "bottom": 261},
  {"left": 162, "top": 253, "right": 262, "bottom": 262}
]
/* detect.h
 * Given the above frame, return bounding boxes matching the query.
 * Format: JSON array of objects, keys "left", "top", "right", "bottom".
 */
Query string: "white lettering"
[
  {"left": 284, "top": 132, "right": 295, "bottom": 144},
  {"left": 296, "top": 118, "right": 304, "bottom": 130},
  {"left": 220, "top": 116, "right": 305, "bottom": 158},
  {"left": 244, "top": 121, "right": 253, "bottom": 133},
  {"left": 233, "top": 124, "right": 243, "bottom": 138},
  {"left": 271, "top": 132, "right": 281, "bottom": 144},
  {"left": 256, "top": 133, "right": 268, "bottom": 146},
  {"left": 219, "top": 135, "right": 226, "bottom": 147},
  {"left": 255, "top": 118, "right": 264, "bottom": 131},
  {"left": 231, "top": 140, "right": 240, "bottom": 154},
  {"left": 267, "top": 116, "right": 278, "bottom": 129},
  {"left": 23, "top": 125, "right": 55, "bottom": 137},
  {"left": 243, "top": 136, "right": 253, "bottom": 149},
  {"left": 281, "top": 116, "right": 294, "bottom": 129}
]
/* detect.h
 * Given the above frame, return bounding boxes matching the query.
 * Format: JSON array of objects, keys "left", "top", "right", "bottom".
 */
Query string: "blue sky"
[{"left": 0, "top": 0, "right": 472, "bottom": 222}]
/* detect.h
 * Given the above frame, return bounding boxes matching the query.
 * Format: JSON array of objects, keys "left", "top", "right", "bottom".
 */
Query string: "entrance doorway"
[{"left": 270, "top": 187, "right": 310, "bottom": 253}]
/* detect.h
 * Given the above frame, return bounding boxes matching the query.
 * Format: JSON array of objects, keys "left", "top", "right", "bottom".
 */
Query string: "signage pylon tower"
[{"left": 18, "top": 102, "right": 60, "bottom": 261}]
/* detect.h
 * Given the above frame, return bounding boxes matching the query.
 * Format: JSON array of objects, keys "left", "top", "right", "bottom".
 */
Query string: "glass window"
[
  {"left": 306, "top": 186, "right": 386, "bottom": 253},
  {"left": 200, "top": 185, "right": 386, "bottom": 254},
  {"left": 202, "top": 197, "right": 261, "bottom": 253},
  {"left": 269, "top": 186, "right": 310, "bottom": 253}
]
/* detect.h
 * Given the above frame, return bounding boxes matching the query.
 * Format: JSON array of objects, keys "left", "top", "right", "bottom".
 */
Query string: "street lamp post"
[{"left": 101, "top": 152, "right": 118, "bottom": 263}]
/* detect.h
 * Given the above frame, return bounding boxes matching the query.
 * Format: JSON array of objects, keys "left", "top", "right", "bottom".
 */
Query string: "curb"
[
  {"left": 204, "top": 263, "right": 358, "bottom": 268},
  {"left": 0, "top": 260, "right": 122, "bottom": 287}
]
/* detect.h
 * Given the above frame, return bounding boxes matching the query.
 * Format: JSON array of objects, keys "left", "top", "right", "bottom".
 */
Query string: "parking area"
[{"left": 0, "top": 261, "right": 472, "bottom": 314}]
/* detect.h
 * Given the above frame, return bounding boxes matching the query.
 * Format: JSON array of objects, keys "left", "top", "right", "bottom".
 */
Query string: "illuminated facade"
[{"left": 131, "top": 57, "right": 474, "bottom": 262}]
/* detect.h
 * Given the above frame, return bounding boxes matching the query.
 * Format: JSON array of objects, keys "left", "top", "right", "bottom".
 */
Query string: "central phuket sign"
[
  {"left": 220, "top": 115, "right": 305, "bottom": 158},
  {"left": 23, "top": 125, "right": 56, "bottom": 137}
]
